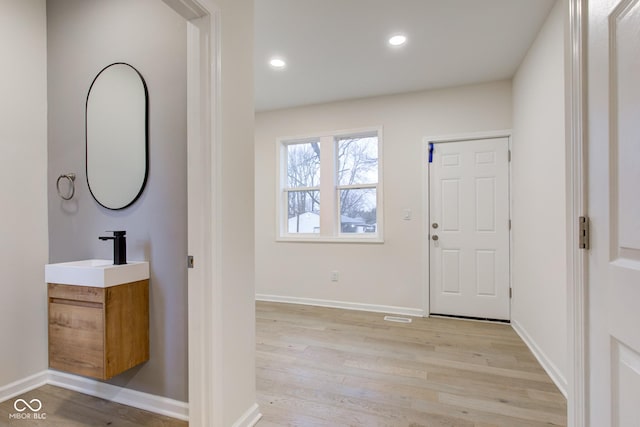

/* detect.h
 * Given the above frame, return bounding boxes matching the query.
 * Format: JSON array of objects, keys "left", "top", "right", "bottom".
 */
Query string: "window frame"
[{"left": 276, "top": 127, "right": 384, "bottom": 243}]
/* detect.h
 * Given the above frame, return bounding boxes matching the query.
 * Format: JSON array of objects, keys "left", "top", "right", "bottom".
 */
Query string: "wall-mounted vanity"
[{"left": 45, "top": 260, "right": 149, "bottom": 380}]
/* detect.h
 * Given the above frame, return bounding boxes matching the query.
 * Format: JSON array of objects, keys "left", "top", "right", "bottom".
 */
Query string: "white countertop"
[{"left": 45, "top": 259, "right": 149, "bottom": 288}]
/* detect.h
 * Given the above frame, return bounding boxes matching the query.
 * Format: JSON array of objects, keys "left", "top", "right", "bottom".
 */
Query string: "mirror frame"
[{"left": 85, "top": 62, "right": 149, "bottom": 210}]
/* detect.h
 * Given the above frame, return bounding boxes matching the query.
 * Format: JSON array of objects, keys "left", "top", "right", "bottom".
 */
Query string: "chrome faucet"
[{"left": 99, "top": 230, "right": 127, "bottom": 265}]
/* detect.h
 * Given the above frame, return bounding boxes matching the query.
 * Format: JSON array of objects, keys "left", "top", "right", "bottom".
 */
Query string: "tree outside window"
[
  {"left": 285, "top": 141, "right": 320, "bottom": 233},
  {"left": 337, "top": 136, "right": 378, "bottom": 234},
  {"left": 280, "top": 129, "right": 382, "bottom": 241}
]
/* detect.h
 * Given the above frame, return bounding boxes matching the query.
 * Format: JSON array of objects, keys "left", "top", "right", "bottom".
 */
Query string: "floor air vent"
[{"left": 383, "top": 315, "right": 412, "bottom": 323}]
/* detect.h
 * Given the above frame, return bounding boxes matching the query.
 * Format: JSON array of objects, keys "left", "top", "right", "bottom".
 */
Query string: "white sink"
[{"left": 45, "top": 259, "right": 149, "bottom": 288}]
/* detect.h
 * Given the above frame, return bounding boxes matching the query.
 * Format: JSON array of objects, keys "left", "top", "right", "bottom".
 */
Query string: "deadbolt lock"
[{"left": 432, "top": 223, "right": 438, "bottom": 229}]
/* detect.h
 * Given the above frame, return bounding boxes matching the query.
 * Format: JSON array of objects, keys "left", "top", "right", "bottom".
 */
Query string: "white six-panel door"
[
  {"left": 587, "top": 0, "right": 640, "bottom": 425},
  {"left": 429, "top": 138, "right": 510, "bottom": 320}
]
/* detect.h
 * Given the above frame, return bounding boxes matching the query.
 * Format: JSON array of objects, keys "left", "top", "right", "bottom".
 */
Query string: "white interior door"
[
  {"left": 587, "top": 0, "right": 640, "bottom": 425},
  {"left": 429, "top": 137, "right": 510, "bottom": 320}
]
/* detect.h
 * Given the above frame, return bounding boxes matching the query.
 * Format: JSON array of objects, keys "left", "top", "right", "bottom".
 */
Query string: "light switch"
[{"left": 403, "top": 209, "right": 412, "bottom": 220}]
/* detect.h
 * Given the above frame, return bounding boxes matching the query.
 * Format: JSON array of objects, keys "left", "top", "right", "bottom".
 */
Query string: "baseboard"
[
  {"left": 4, "top": 370, "right": 261, "bottom": 424},
  {"left": 47, "top": 370, "right": 189, "bottom": 421},
  {"left": 232, "top": 402, "right": 262, "bottom": 427},
  {"left": 0, "top": 370, "right": 49, "bottom": 403},
  {"left": 511, "top": 320, "right": 568, "bottom": 398},
  {"left": 256, "top": 294, "right": 425, "bottom": 317}
]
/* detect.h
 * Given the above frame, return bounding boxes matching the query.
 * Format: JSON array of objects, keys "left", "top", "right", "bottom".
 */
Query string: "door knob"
[{"left": 432, "top": 235, "right": 439, "bottom": 241}]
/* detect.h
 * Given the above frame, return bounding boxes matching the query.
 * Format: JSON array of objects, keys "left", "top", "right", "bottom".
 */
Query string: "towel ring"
[{"left": 56, "top": 173, "right": 76, "bottom": 200}]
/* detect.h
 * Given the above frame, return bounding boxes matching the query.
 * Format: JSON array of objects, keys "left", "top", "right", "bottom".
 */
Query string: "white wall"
[
  {"left": 511, "top": 0, "right": 567, "bottom": 394},
  {"left": 255, "top": 81, "right": 512, "bottom": 312},
  {"left": 0, "top": 0, "right": 49, "bottom": 389},
  {"left": 217, "top": 0, "right": 257, "bottom": 424}
]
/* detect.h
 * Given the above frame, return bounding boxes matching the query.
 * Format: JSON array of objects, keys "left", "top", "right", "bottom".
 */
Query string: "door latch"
[{"left": 187, "top": 255, "right": 194, "bottom": 269}]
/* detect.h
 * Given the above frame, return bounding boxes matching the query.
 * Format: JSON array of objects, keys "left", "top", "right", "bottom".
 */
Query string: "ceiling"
[{"left": 254, "top": 0, "right": 556, "bottom": 112}]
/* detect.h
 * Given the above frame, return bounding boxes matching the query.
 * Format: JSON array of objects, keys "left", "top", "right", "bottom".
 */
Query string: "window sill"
[{"left": 276, "top": 236, "right": 384, "bottom": 244}]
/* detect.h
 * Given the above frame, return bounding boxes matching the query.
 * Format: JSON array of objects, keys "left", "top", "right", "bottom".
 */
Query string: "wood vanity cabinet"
[{"left": 48, "top": 280, "right": 149, "bottom": 380}]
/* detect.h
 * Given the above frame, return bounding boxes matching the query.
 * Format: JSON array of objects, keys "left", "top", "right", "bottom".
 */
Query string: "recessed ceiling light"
[
  {"left": 388, "top": 34, "right": 407, "bottom": 46},
  {"left": 269, "top": 58, "right": 286, "bottom": 68}
]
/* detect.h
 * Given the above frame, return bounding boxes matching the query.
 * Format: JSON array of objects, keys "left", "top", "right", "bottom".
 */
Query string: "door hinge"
[
  {"left": 508, "top": 150, "right": 511, "bottom": 162},
  {"left": 578, "top": 216, "right": 590, "bottom": 249},
  {"left": 187, "top": 255, "right": 194, "bottom": 269},
  {"left": 509, "top": 288, "right": 513, "bottom": 299}
]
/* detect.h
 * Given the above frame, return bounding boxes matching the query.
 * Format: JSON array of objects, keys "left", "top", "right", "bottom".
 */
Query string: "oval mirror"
[{"left": 86, "top": 63, "right": 148, "bottom": 210}]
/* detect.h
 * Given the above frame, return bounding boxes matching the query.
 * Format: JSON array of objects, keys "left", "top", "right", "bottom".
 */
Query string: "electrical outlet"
[{"left": 330, "top": 271, "right": 339, "bottom": 282}]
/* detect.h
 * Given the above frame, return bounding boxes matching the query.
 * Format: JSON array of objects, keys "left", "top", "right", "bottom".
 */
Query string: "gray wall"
[{"left": 47, "top": 0, "right": 188, "bottom": 401}]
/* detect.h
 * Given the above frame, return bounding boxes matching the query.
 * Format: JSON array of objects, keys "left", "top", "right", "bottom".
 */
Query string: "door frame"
[
  {"left": 167, "top": 0, "right": 590, "bottom": 425},
  {"left": 162, "top": 0, "right": 221, "bottom": 425},
  {"left": 566, "top": 0, "right": 587, "bottom": 426},
  {"left": 422, "top": 130, "right": 513, "bottom": 318}
]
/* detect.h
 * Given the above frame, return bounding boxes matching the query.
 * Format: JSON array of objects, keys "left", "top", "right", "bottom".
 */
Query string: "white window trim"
[{"left": 275, "top": 126, "right": 384, "bottom": 243}]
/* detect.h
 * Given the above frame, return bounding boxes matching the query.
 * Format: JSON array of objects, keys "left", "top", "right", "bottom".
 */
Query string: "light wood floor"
[
  {"left": 0, "top": 302, "right": 566, "bottom": 426},
  {"left": 256, "top": 301, "right": 567, "bottom": 427},
  {"left": 0, "top": 384, "right": 187, "bottom": 427}
]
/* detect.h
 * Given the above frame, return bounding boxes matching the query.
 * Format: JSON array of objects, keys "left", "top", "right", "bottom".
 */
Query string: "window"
[
  {"left": 278, "top": 128, "right": 382, "bottom": 241},
  {"left": 285, "top": 140, "right": 321, "bottom": 234}
]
